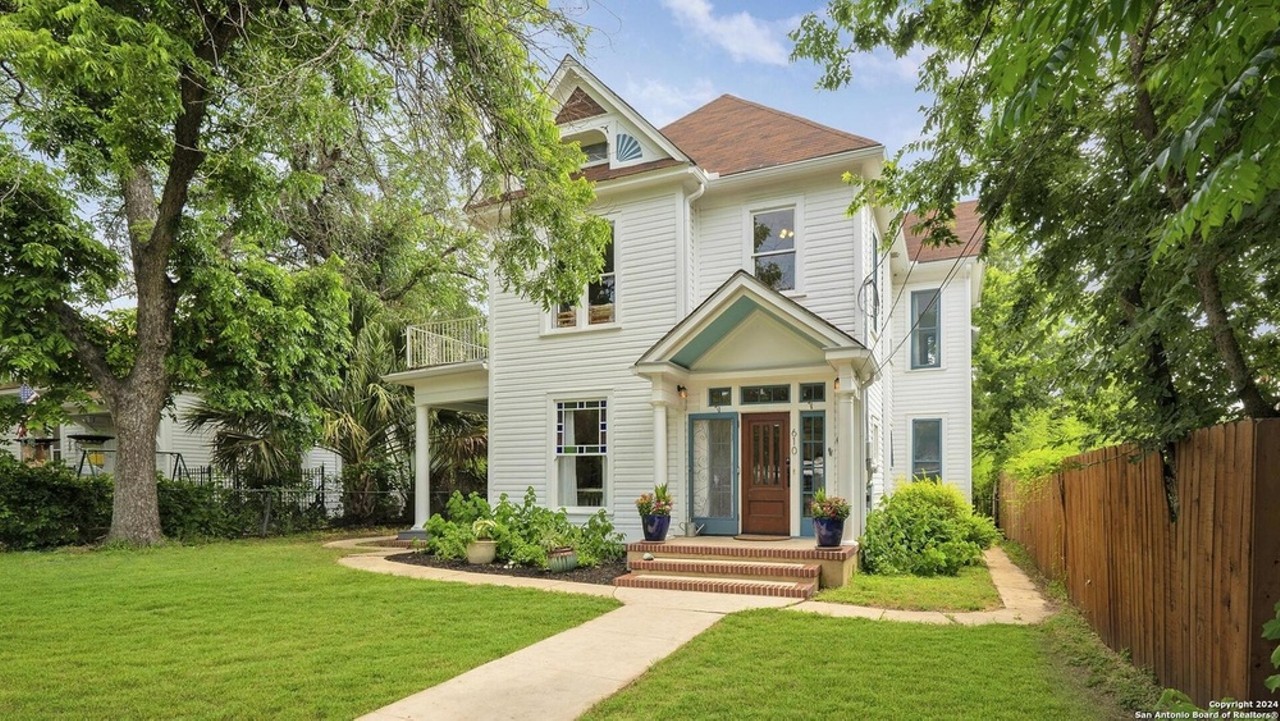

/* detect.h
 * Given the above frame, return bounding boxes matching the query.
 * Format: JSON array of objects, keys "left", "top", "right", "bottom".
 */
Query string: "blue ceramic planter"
[
  {"left": 642, "top": 514, "right": 671, "bottom": 542},
  {"left": 813, "top": 517, "right": 845, "bottom": 547}
]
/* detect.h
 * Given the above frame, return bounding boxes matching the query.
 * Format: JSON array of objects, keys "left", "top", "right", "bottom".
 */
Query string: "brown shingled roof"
[
  {"left": 903, "top": 200, "right": 985, "bottom": 262},
  {"left": 660, "top": 95, "right": 881, "bottom": 176},
  {"left": 578, "top": 157, "right": 685, "bottom": 183}
]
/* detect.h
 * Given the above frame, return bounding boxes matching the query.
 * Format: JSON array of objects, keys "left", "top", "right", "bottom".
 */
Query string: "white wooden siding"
[
  {"left": 887, "top": 264, "right": 975, "bottom": 501},
  {"left": 693, "top": 179, "right": 861, "bottom": 334},
  {"left": 488, "top": 189, "right": 682, "bottom": 537}
]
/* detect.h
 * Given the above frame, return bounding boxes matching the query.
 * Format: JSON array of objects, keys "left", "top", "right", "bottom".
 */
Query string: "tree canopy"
[
  {"left": 0, "top": 0, "right": 609, "bottom": 543},
  {"left": 794, "top": 0, "right": 1280, "bottom": 462}
]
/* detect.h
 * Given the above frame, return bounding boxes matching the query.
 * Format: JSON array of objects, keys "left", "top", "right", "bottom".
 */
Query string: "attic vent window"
[
  {"left": 615, "top": 133, "right": 642, "bottom": 162},
  {"left": 582, "top": 142, "right": 609, "bottom": 166}
]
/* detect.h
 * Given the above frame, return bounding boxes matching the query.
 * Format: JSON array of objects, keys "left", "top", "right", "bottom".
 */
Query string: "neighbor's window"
[
  {"left": 910, "top": 289, "right": 941, "bottom": 368},
  {"left": 708, "top": 387, "right": 732, "bottom": 406},
  {"left": 741, "top": 384, "right": 790, "bottom": 404},
  {"left": 555, "top": 223, "right": 616, "bottom": 329},
  {"left": 555, "top": 400, "right": 608, "bottom": 507},
  {"left": 911, "top": 418, "right": 942, "bottom": 480},
  {"left": 751, "top": 208, "right": 796, "bottom": 291}
]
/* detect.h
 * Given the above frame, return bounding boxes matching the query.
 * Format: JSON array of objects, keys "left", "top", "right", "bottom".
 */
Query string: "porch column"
[
  {"left": 652, "top": 401, "right": 669, "bottom": 489},
  {"left": 835, "top": 377, "right": 860, "bottom": 544},
  {"left": 411, "top": 404, "right": 431, "bottom": 533}
]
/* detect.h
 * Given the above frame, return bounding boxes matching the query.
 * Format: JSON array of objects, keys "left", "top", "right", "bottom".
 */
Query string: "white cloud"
[
  {"left": 624, "top": 77, "right": 719, "bottom": 127},
  {"left": 844, "top": 46, "right": 928, "bottom": 88},
  {"left": 661, "top": 0, "right": 795, "bottom": 66}
]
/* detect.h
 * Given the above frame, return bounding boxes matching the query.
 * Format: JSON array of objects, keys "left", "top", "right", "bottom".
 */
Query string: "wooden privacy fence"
[{"left": 999, "top": 419, "right": 1280, "bottom": 705}]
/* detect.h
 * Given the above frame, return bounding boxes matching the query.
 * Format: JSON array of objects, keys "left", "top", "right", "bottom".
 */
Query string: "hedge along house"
[{"left": 386, "top": 57, "right": 984, "bottom": 593}]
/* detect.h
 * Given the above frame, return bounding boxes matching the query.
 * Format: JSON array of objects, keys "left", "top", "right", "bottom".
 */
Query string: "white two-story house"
[{"left": 388, "top": 57, "right": 983, "bottom": 546}]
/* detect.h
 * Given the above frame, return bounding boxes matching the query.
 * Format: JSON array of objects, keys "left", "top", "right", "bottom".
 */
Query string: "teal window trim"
[
  {"left": 687, "top": 412, "right": 739, "bottom": 536},
  {"left": 799, "top": 410, "right": 826, "bottom": 537},
  {"left": 911, "top": 417, "right": 943, "bottom": 480},
  {"left": 910, "top": 289, "right": 941, "bottom": 369},
  {"left": 740, "top": 384, "right": 790, "bottom": 404}
]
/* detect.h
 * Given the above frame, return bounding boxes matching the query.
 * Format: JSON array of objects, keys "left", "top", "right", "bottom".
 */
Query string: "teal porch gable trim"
[
  {"left": 635, "top": 271, "right": 868, "bottom": 372},
  {"left": 669, "top": 296, "right": 829, "bottom": 369}
]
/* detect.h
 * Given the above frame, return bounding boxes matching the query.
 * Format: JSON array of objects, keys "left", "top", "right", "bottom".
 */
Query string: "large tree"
[
  {"left": 793, "top": 0, "right": 1280, "bottom": 455},
  {"left": 0, "top": 1, "right": 610, "bottom": 544}
]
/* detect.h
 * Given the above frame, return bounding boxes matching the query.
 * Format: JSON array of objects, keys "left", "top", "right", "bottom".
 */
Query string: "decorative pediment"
[
  {"left": 546, "top": 56, "right": 687, "bottom": 173},
  {"left": 555, "top": 87, "right": 607, "bottom": 125},
  {"left": 636, "top": 271, "right": 870, "bottom": 373}
]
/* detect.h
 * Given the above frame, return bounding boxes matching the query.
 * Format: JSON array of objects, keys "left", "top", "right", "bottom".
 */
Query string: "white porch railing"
[{"left": 406, "top": 317, "right": 488, "bottom": 369}]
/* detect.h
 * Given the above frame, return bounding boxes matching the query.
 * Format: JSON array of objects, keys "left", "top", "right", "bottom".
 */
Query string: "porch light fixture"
[
  {"left": 677, "top": 385, "right": 688, "bottom": 399},
  {"left": 833, "top": 377, "right": 840, "bottom": 391}
]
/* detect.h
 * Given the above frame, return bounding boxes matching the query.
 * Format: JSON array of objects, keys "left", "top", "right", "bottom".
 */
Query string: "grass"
[
  {"left": 815, "top": 564, "right": 1002, "bottom": 611},
  {"left": 0, "top": 536, "right": 619, "bottom": 720},
  {"left": 999, "top": 541, "right": 1162, "bottom": 713},
  {"left": 584, "top": 609, "right": 1098, "bottom": 721}
]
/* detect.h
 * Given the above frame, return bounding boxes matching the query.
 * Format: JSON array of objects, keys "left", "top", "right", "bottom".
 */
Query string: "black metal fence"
[{"left": 186, "top": 465, "right": 411, "bottom": 532}]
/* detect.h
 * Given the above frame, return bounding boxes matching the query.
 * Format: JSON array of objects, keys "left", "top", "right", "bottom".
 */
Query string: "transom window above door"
[{"left": 751, "top": 207, "right": 797, "bottom": 291}]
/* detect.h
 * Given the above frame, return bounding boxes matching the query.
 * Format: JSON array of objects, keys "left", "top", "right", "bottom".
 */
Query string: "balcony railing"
[{"left": 406, "top": 317, "right": 488, "bottom": 369}]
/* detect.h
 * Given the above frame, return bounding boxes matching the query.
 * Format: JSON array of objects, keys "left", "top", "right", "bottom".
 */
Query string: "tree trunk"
[
  {"left": 106, "top": 387, "right": 168, "bottom": 544},
  {"left": 1194, "top": 261, "right": 1279, "bottom": 417}
]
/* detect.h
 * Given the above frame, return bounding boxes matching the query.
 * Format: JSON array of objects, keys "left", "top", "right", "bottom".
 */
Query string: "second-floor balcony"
[{"left": 406, "top": 316, "right": 488, "bottom": 369}]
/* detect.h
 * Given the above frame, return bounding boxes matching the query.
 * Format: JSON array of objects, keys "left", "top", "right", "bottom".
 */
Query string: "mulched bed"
[{"left": 387, "top": 552, "right": 630, "bottom": 586}]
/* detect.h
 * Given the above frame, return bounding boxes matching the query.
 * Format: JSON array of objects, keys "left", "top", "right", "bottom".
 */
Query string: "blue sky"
[{"left": 550, "top": 0, "right": 931, "bottom": 155}]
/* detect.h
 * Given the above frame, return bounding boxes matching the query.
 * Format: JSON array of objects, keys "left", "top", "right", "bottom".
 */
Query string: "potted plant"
[
  {"left": 810, "top": 488, "right": 851, "bottom": 547},
  {"left": 636, "top": 482, "right": 674, "bottom": 542},
  {"left": 466, "top": 519, "right": 498, "bottom": 564},
  {"left": 541, "top": 530, "right": 578, "bottom": 573}
]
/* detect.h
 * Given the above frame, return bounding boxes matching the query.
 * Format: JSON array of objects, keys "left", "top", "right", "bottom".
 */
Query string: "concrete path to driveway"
[{"left": 327, "top": 539, "right": 1049, "bottom": 721}]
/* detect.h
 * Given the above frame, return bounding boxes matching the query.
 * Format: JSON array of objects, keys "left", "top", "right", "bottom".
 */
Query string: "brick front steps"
[{"left": 616, "top": 540, "right": 859, "bottom": 599}]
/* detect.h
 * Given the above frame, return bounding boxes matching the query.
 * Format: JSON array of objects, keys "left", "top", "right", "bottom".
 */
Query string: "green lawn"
[
  {"left": 815, "top": 564, "right": 1003, "bottom": 611},
  {"left": 0, "top": 537, "right": 619, "bottom": 720},
  {"left": 584, "top": 610, "right": 1107, "bottom": 721}
]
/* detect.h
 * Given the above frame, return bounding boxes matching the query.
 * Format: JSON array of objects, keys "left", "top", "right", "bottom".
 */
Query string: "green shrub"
[
  {"left": 0, "top": 452, "right": 329, "bottom": 549},
  {"left": 424, "top": 487, "right": 625, "bottom": 569},
  {"left": 861, "top": 480, "right": 1002, "bottom": 576},
  {"left": 0, "top": 455, "right": 111, "bottom": 549}
]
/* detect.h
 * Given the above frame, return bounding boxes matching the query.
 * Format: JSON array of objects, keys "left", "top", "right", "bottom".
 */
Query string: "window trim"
[
  {"left": 549, "top": 394, "right": 613, "bottom": 512},
  {"left": 740, "top": 383, "right": 791, "bottom": 405},
  {"left": 546, "top": 219, "right": 620, "bottom": 334},
  {"left": 909, "top": 288, "right": 942, "bottom": 369},
  {"left": 910, "top": 417, "right": 944, "bottom": 481},
  {"left": 744, "top": 200, "right": 804, "bottom": 293}
]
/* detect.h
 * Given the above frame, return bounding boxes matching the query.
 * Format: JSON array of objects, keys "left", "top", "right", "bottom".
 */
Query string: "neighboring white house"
[
  {"left": 1, "top": 387, "right": 342, "bottom": 480},
  {"left": 387, "top": 57, "right": 983, "bottom": 543}
]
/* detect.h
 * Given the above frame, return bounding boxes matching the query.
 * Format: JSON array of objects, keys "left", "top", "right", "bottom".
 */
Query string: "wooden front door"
[{"left": 741, "top": 412, "right": 790, "bottom": 535}]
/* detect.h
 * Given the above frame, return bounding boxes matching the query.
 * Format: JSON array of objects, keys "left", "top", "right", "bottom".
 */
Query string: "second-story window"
[
  {"left": 555, "top": 223, "right": 616, "bottom": 329},
  {"left": 751, "top": 208, "right": 796, "bottom": 291},
  {"left": 910, "top": 289, "right": 941, "bottom": 368}
]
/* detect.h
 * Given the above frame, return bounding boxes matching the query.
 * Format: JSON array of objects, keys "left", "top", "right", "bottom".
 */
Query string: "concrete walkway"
[
  {"left": 327, "top": 539, "right": 1050, "bottom": 720},
  {"left": 787, "top": 547, "right": 1053, "bottom": 625}
]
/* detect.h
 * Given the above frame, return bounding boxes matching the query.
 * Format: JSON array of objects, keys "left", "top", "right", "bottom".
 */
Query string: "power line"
[{"left": 868, "top": 217, "right": 986, "bottom": 379}]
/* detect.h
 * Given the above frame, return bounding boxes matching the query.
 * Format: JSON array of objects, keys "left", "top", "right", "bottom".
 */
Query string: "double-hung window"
[
  {"left": 555, "top": 223, "right": 616, "bottom": 329},
  {"left": 911, "top": 418, "right": 942, "bottom": 480},
  {"left": 910, "top": 289, "right": 941, "bottom": 368},
  {"left": 555, "top": 400, "right": 608, "bottom": 507},
  {"left": 751, "top": 208, "right": 797, "bottom": 291}
]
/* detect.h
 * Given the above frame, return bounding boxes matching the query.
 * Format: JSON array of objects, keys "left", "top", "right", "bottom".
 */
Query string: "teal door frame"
[
  {"left": 687, "top": 412, "right": 738, "bottom": 536},
  {"left": 798, "top": 410, "right": 827, "bottom": 537}
]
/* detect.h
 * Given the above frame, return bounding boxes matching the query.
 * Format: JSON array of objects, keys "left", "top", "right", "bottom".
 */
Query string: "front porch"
[{"left": 619, "top": 535, "right": 860, "bottom": 597}]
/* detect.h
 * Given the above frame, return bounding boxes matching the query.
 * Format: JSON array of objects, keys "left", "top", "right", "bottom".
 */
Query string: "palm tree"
[
  {"left": 316, "top": 319, "right": 413, "bottom": 521},
  {"left": 183, "top": 405, "right": 307, "bottom": 488}
]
